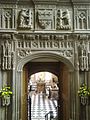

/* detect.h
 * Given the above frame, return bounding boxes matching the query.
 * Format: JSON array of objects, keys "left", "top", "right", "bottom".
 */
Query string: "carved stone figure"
[
  {"left": 19, "top": 9, "right": 32, "bottom": 28},
  {"left": 2, "top": 40, "right": 13, "bottom": 70},
  {"left": 57, "top": 9, "right": 71, "bottom": 30},
  {"left": 61, "top": 10, "right": 70, "bottom": 26}
]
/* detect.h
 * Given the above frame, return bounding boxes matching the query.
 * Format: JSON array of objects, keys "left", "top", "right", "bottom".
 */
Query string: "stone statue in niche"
[
  {"left": 18, "top": 9, "right": 32, "bottom": 28},
  {"left": 78, "top": 41, "right": 88, "bottom": 71},
  {"left": 2, "top": 40, "right": 13, "bottom": 70},
  {"left": 56, "top": 9, "right": 71, "bottom": 30}
]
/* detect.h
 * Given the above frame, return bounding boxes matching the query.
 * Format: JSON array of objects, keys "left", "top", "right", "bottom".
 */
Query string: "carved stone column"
[
  {"left": 69, "top": 70, "right": 75, "bottom": 120},
  {"left": 15, "top": 70, "right": 22, "bottom": 120},
  {"left": 74, "top": 41, "right": 80, "bottom": 120},
  {"left": 12, "top": 69, "right": 17, "bottom": 120}
]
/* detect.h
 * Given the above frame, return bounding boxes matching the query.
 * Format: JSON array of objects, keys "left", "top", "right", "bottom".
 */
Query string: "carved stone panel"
[
  {"left": 75, "top": 9, "right": 88, "bottom": 30},
  {"left": 78, "top": 41, "right": 89, "bottom": 71},
  {"left": 2, "top": 9, "right": 12, "bottom": 29},
  {"left": 56, "top": 9, "right": 71, "bottom": 30},
  {"left": 36, "top": 9, "right": 53, "bottom": 30},
  {"left": 18, "top": 8, "right": 33, "bottom": 29},
  {"left": 1, "top": 40, "right": 14, "bottom": 70}
]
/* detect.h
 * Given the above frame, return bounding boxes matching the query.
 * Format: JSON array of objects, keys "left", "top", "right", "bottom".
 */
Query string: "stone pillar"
[
  {"left": 69, "top": 70, "right": 75, "bottom": 120},
  {"left": 15, "top": 70, "right": 22, "bottom": 120},
  {"left": 74, "top": 69, "right": 80, "bottom": 120},
  {"left": 12, "top": 69, "right": 17, "bottom": 120},
  {"left": 74, "top": 41, "right": 80, "bottom": 120}
]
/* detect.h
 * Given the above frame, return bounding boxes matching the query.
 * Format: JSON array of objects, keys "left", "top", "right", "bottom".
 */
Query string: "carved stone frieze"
[
  {"left": 17, "top": 34, "right": 74, "bottom": 60},
  {"left": 78, "top": 34, "right": 88, "bottom": 40},
  {"left": 17, "top": 48, "right": 73, "bottom": 59},
  {"left": 37, "top": 9, "right": 53, "bottom": 29},
  {"left": 17, "top": 34, "right": 74, "bottom": 49},
  {"left": 54, "top": 35, "right": 64, "bottom": 40},
  {"left": 56, "top": 9, "right": 71, "bottom": 30},
  {"left": 25, "top": 34, "right": 35, "bottom": 40},
  {"left": 18, "top": 9, "right": 32, "bottom": 29},
  {"left": 0, "top": 34, "right": 12, "bottom": 39}
]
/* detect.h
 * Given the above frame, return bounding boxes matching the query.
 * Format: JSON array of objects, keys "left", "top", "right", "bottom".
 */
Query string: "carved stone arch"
[
  {"left": 14, "top": 51, "right": 75, "bottom": 120},
  {"left": 17, "top": 51, "right": 74, "bottom": 72}
]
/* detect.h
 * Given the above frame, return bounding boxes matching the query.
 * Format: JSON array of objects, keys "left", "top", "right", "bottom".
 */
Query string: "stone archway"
[{"left": 15, "top": 52, "right": 74, "bottom": 120}]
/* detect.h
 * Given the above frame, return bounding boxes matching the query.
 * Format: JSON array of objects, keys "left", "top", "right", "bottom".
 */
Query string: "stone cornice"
[
  {"left": 71, "top": 0, "right": 90, "bottom": 5},
  {"left": 32, "top": 0, "right": 72, "bottom": 5},
  {"left": 0, "top": 0, "right": 33, "bottom": 5},
  {"left": 0, "top": 32, "right": 90, "bottom": 41}
]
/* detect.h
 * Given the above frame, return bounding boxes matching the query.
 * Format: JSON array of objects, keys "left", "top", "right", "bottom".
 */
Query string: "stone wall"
[{"left": 0, "top": 0, "right": 90, "bottom": 120}]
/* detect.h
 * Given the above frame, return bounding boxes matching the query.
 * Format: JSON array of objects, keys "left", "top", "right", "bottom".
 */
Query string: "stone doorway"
[{"left": 21, "top": 62, "right": 70, "bottom": 120}]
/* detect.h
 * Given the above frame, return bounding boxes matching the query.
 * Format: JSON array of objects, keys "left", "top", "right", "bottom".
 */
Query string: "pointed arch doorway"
[{"left": 21, "top": 61, "right": 71, "bottom": 120}]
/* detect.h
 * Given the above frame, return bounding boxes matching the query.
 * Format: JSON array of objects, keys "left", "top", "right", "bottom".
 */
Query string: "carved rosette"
[{"left": 17, "top": 49, "right": 32, "bottom": 58}]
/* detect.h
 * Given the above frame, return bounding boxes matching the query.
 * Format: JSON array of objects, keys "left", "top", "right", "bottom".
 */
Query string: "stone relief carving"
[
  {"left": 17, "top": 34, "right": 73, "bottom": 59},
  {"left": 1, "top": 34, "right": 12, "bottom": 39},
  {"left": 1, "top": 40, "right": 14, "bottom": 70},
  {"left": 17, "top": 48, "right": 73, "bottom": 59},
  {"left": 75, "top": 10, "right": 87, "bottom": 30},
  {"left": 18, "top": 9, "right": 32, "bottom": 29},
  {"left": 17, "top": 49, "right": 32, "bottom": 58},
  {"left": 78, "top": 41, "right": 88, "bottom": 71},
  {"left": 3, "top": 9, "right": 12, "bottom": 29},
  {"left": 78, "top": 10, "right": 87, "bottom": 29},
  {"left": 56, "top": 9, "right": 71, "bottom": 30},
  {"left": 17, "top": 34, "right": 73, "bottom": 49},
  {"left": 37, "top": 9, "right": 52, "bottom": 29}
]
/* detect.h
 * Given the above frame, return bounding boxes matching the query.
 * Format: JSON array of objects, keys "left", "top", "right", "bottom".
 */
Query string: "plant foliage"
[
  {"left": 78, "top": 84, "right": 90, "bottom": 97},
  {"left": 0, "top": 86, "right": 12, "bottom": 97}
]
